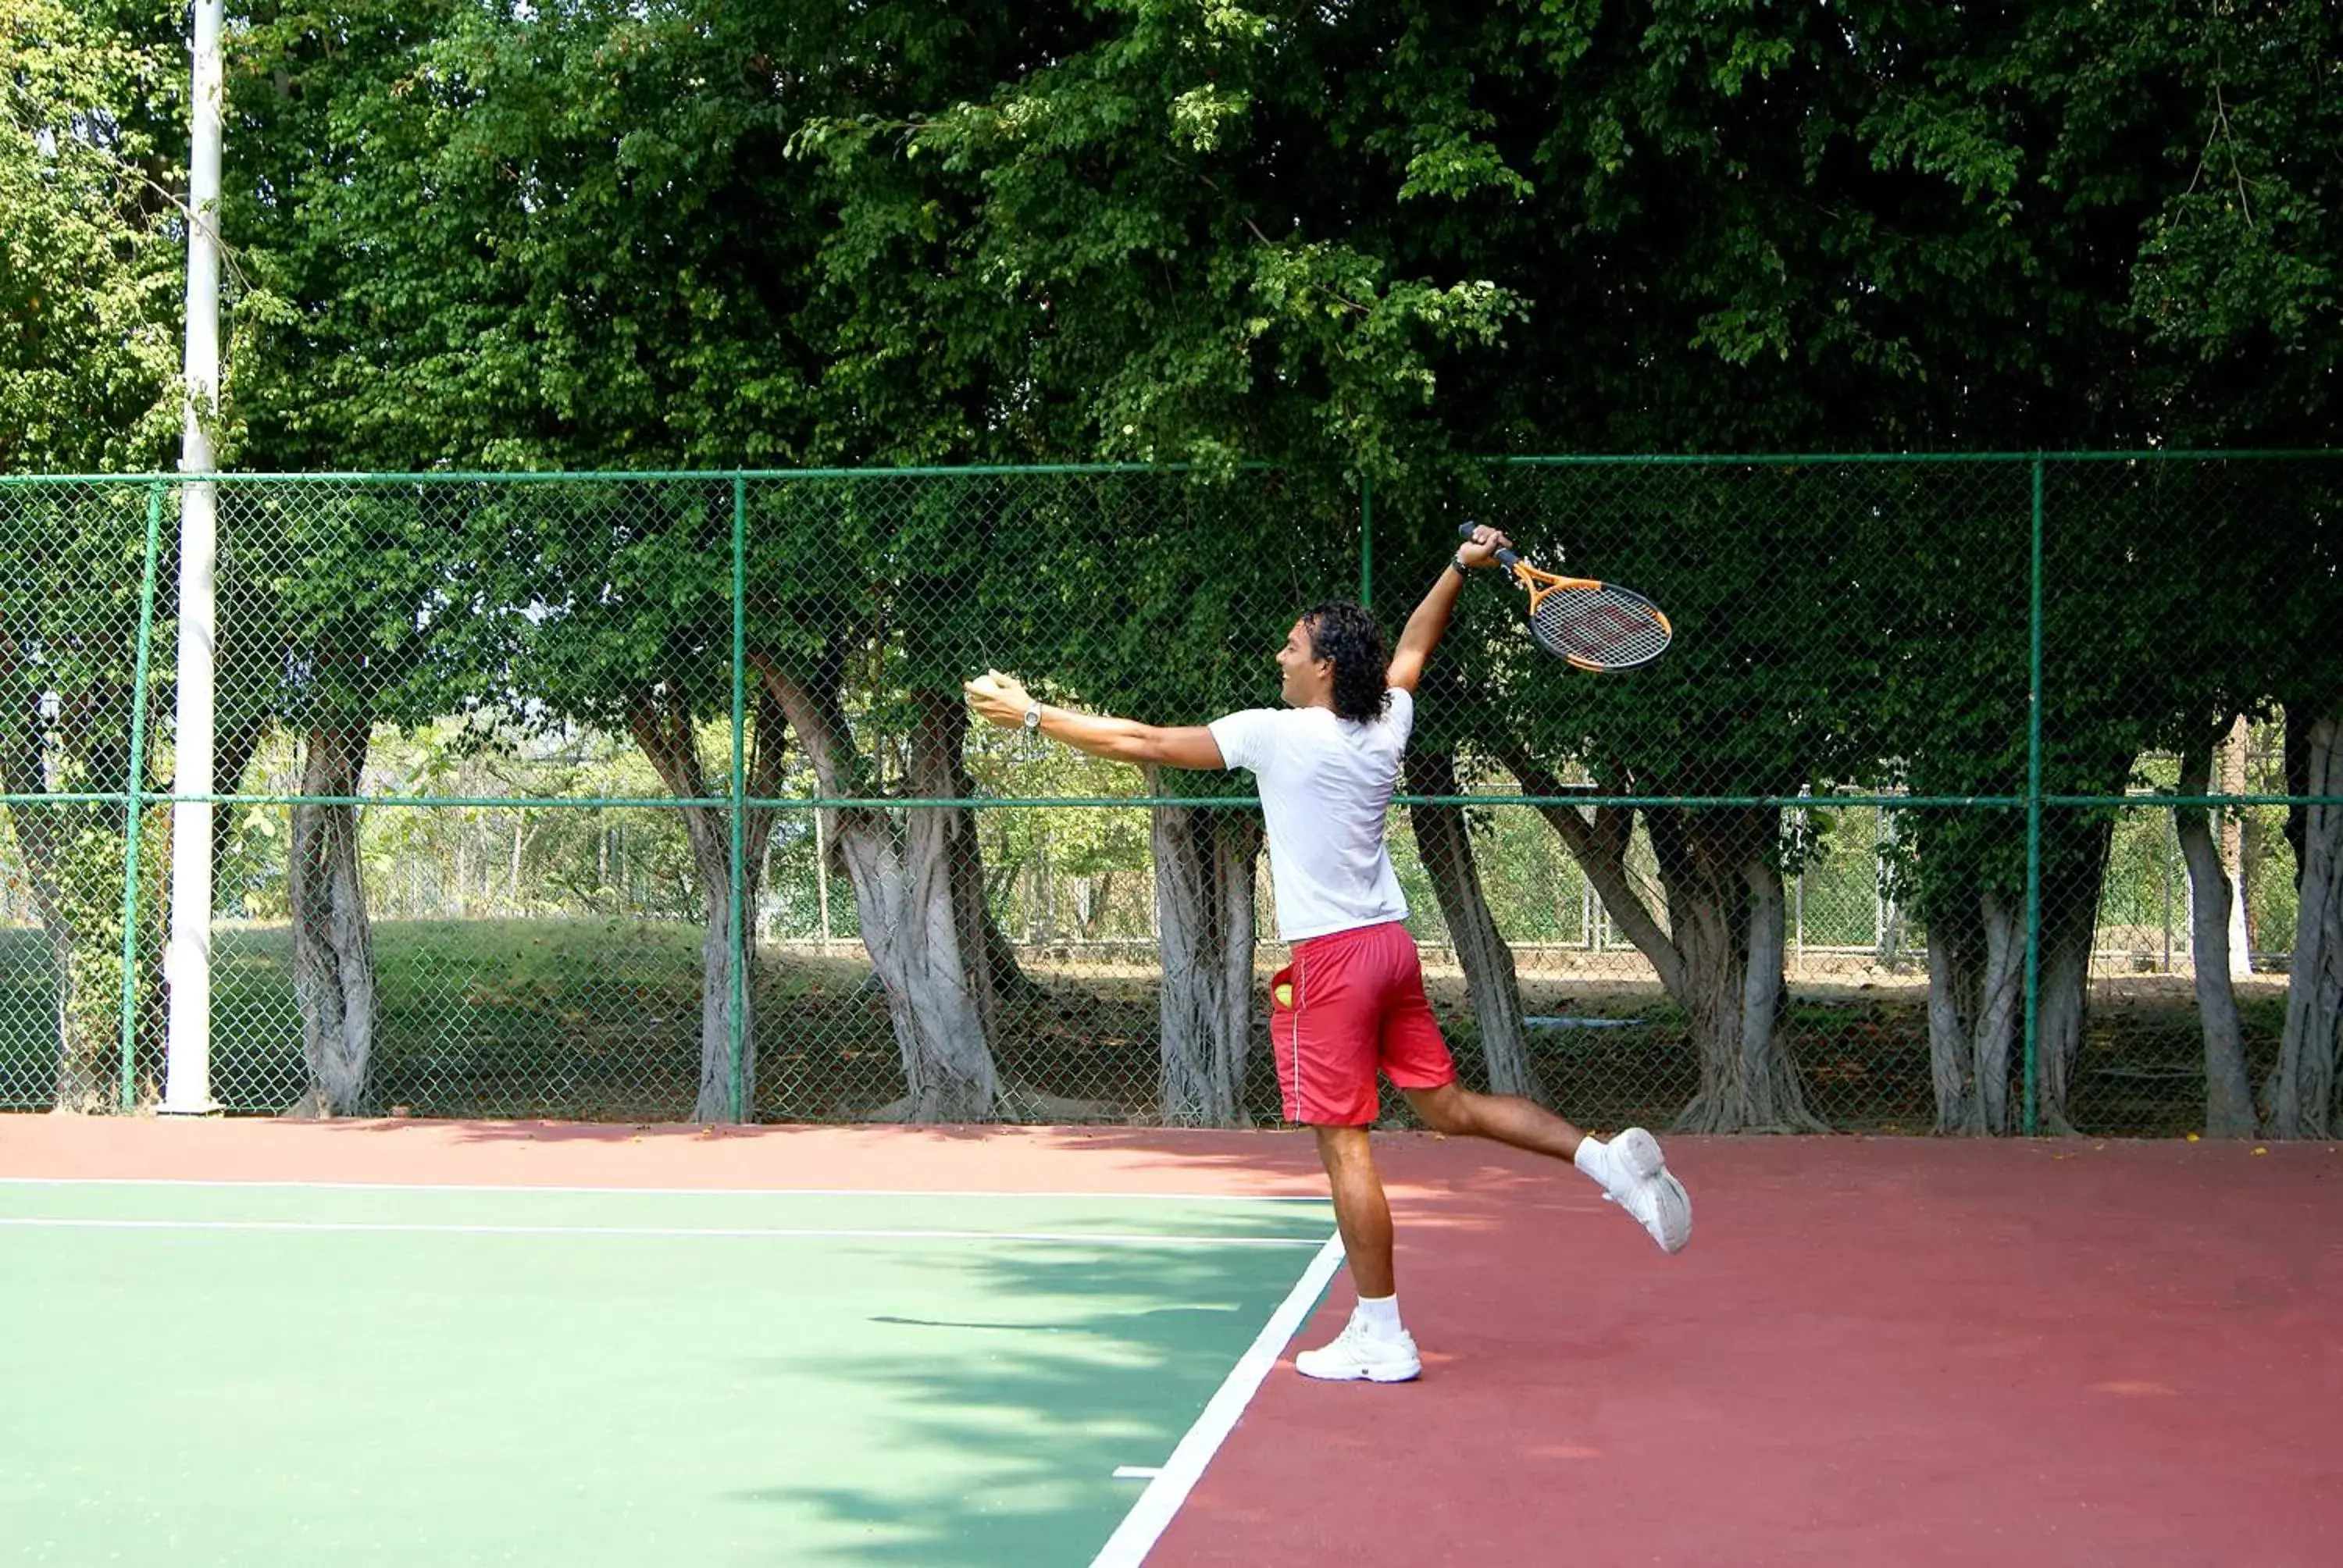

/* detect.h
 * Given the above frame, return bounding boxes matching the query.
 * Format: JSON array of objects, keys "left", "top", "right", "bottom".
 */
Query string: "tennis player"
[{"left": 964, "top": 524, "right": 1690, "bottom": 1384}]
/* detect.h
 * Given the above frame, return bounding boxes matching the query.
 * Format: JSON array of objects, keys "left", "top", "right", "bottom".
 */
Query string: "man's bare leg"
[
  {"left": 1313, "top": 1123, "right": 1395, "bottom": 1297},
  {"left": 1403, "top": 1081, "right": 1692, "bottom": 1255},
  {"left": 1294, "top": 1122, "right": 1422, "bottom": 1382},
  {"left": 1400, "top": 1082, "right": 1585, "bottom": 1160}
]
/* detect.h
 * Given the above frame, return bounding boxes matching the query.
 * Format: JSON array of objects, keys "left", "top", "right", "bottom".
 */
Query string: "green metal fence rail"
[{"left": 2, "top": 455, "right": 2338, "bottom": 1135}]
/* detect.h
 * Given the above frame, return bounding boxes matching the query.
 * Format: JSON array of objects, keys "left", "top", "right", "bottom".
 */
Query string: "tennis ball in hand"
[{"left": 968, "top": 669, "right": 1024, "bottom": 699}]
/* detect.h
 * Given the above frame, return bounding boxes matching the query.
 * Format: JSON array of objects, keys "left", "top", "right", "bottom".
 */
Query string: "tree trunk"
[
  {"left": 922, "top": 697, "right": 1004, "bottom": 1049},
  {"left": 1647, "top": 805, "right": 1818, "bottom": 1132},
  {"left": 2024, "top": 813, "right": 2116, "bottom": 1137},
  {"left": 2219, "top": 715, "right": 2253, "bottom": 976},
  {"left": 2174, "top": 732, "right": 2257, "bottom": 1137},
  {"left": 2265, "top": 700, "right": 2342, "bottom": 1139},
  {"left": 1403, "top": 749, "right": 1542, "bottom": 1103},
  {"left": 626, "top": 685, "right": 786, "bottom": 1124},
  {"left": 1147, "top": 770, "right": 1261, "bottom": 1126},
  {"left": 2031, "top": 907, "right": 2092, "bottom": 1137},
  {"left": 287, "top": 723, "right": 377, "bottom": 1116},
  {"left": 758, "top": 654, "right": 999, "bottom": 1121},
  {"left": 1502, "top": 750, "right": 1817, "bottom": 1131},
  {"left": 1924, "top": 889, "right": 2025, "bottom": 1135},
  {"left": 685, "top": 816, "right": 759, "bottom": 1123}
]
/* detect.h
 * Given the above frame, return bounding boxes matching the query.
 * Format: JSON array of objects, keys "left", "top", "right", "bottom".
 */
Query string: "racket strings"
[{"left": 1531, "top": 586, "right": 1671, "bottom": 668}]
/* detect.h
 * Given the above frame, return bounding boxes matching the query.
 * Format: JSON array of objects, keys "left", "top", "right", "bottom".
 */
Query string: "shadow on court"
[{"left": 714, "top": 1239, "right": 1311, "bottom": 1564}]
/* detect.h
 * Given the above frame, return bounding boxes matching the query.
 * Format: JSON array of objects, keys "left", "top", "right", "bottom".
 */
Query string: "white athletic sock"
[
  {"left": 1574, "top": 1136, "right": 1614, "bottom": 1189},
  {"left": 1352, "top": 1293, "right": 1404, "bottom": 1339}
]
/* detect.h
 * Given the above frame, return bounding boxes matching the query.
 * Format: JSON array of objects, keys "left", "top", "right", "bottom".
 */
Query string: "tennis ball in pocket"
[{"left": 1273, "top": 982, "right": 1293, "bottom": 1007}]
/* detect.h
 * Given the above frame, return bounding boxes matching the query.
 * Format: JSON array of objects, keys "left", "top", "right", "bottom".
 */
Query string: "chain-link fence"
[{"left": 3, "top": 456, "right": 2338, "bottom": 1135}]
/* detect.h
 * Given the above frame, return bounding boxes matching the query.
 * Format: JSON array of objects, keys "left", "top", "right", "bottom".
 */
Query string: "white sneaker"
[
  {"left": 1294, "top": 1320, "right": 1422, "bottom": 1383},
  {"left": 1599, "top": 1128, "right": 1692, "bottom": 1254}
]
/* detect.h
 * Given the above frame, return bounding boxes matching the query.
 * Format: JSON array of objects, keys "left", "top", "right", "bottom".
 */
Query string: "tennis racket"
[{"left": 1460, "top": 523, "right": 1673, "bottom": 672}]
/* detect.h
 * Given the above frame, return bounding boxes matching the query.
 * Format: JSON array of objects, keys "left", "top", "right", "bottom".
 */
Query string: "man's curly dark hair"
[{"left": 1301, "top": 601, "right": 1392, "bottom": 723}]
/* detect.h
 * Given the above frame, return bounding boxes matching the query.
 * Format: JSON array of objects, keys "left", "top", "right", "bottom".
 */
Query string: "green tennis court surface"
[{"left": 1, "top": 1181, "right": 1336, "bottom": 1566}]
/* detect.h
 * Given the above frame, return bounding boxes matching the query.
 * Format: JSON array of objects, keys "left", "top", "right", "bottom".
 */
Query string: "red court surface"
[{"left": 7, "top": 1118, "right": 2340, "bottom": 1566}]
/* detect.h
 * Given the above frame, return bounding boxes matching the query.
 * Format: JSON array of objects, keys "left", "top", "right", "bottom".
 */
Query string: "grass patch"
[{"left": 212, "top": 918, "right": 710, "bottom": 1118}]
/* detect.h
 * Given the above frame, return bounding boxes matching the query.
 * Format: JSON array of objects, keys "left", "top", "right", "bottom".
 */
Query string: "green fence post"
[
  {"left": 2021, "top": 458, "right": 2045, "bottom": 1137},
  {"left": 116, "top": 481, "right": 169, "bottom": 1110},
  {"left": 729, "top": 474, "right": 750, "bottom": 1124},
  {"left": 1359, "top": 470, "right": 1372, "bottom": 610}
]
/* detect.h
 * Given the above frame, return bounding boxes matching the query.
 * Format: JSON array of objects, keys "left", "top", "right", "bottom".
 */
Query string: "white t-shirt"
[{"left": 1208, "top": 686, "right": 1413, "bottom": 942}]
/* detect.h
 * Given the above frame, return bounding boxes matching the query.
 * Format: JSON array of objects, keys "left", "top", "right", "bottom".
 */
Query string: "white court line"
[
  {"left": 0, "top": 1217, "right": 1328, "bottom": 1248},
  {"left": 0, "top": 1177, "right": 1326, "bottom": 1203},
  {"left": 1090, "top": 1232, "right": 1346, "bottom": 1568},
  {"left": 1112, "top": 1466, "right": 1163, "bottom": 1481}
]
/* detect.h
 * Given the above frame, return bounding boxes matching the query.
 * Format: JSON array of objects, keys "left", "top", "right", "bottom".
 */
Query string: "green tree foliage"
[
  {"left": 230, "top": 0, "right": 1089, "bottom": 469},
  {"left": 1, "top": 0, "right": 184, "bottom": 473},
  {"left": 800, "top": 0, "right": 1519, "bottom": 479}
]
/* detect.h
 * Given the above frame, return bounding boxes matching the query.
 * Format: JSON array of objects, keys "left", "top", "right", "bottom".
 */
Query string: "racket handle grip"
[{"left": 1457, "top": 521, "right": 1521, "bottom": 569}]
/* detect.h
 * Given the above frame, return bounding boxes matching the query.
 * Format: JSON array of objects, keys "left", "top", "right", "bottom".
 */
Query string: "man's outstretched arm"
[
  {"left": 1385, "top": 524, "right": 1510, "bottom": 692},
  {"left": 965, "top": 672, "right": 1225, "bottom": 769}
]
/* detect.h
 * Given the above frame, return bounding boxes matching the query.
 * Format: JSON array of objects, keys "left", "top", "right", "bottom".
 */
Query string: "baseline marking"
[
  {"left": 1090, "top": 1232, "right": 1346, "bottom": 1568},
  {"left": 0, "top": 1177, "right": 1326, "bottom": 1204},
  {"left": 0, "top": 1217, "right": 1326, "bottom": 1248}
]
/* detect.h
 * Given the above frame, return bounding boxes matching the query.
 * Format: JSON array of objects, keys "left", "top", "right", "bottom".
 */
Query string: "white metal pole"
[
  {"left": 2224, "top": 716, "right": 2254, "bottom": 977},
  {"left": 1794, "top": 868, "right": 1805, "bottom": 971},
  {"left": 160, "top": 0, "right": 223, "bottom": 1115},
  {"left": 2162, "top": 810, "right": 2177, "bottom": 974},
  {"left": 1793, "top": 789, "right": 1808, "bottom": 972}
]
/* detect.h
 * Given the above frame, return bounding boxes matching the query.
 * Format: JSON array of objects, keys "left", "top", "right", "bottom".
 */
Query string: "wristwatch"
[
  {"left": 1022, "top": 702, "right": 1043, "bottom": 731},
  {"left": 1450, "top": 554, "right": 1471, "bottom": 578}
]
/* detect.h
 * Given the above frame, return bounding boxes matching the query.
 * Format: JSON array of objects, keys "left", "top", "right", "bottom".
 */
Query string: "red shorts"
[{"left": 1268, "top": 920, "right": 1457, "bottom": 1126}]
